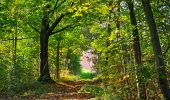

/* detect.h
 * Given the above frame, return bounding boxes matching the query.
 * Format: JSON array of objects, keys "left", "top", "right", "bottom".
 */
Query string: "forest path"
[
  {"left": 34, "top": 80, "right": 97, "bottom": 100},
  {"left": 3, "top": 80, "right": 101, "bottom": 100}
]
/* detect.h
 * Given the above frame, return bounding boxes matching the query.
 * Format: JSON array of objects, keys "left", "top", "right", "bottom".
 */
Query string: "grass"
[
  {"left": 80, "top": 68, "right": 95, "bottom": 79},
  {"left": 59, "top": 66, "right": 96, "bottom": 80}
]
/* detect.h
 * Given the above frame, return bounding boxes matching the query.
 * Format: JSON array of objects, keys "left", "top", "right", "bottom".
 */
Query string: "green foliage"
[{"left": 0, "top": 0, "right": 169, "bottom": 99}]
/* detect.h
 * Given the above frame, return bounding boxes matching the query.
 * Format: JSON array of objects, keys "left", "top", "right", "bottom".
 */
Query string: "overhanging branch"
[{"left": 50, "top": 25, "right": 72, "bottom": 35}]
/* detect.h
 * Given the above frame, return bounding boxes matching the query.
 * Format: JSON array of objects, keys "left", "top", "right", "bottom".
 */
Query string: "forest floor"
[{"left": 0, "top": 79, "right": 101, "bottom": 100}]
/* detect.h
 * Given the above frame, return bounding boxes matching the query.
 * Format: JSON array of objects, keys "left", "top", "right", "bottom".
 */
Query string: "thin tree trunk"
[
  {"left": 115, "top": 2, "right": 120, "bottom": 41},
  {"left": 142, "top": 0, "right": 170, "bottom": 99},
  {"left": 66, "top": 48, "right": 71, "bottom": 68},
  {"left": 127, "top": 1, "right": 146, "bottom": 99},
  {"left": 13, "top": 17, "right": 17, "bottom": 76},
  {"left": 56, "top": 40, "right": 60, "bottom": 79},
  {"left": 12, "top": 9, "right": 19, "bottom": 84}
]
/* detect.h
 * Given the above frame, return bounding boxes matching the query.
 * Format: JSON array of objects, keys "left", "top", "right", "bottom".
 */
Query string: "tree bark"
[
  {"left": 127, "top": 1, "right": 146, "bottom": 99},
  {"left": 142, "top": 0, "right": 170, "bottom": 99}
]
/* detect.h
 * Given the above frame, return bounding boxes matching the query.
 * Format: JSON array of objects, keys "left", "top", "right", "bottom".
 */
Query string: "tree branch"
[
  {"left": 163, "top": 44, "right": 170, "bottom": 55},
  {"left": 47, "top": 14, "right": 65, "bottom": 34},
  {"left": 55, "top": 0, "right": 66, "bottom": 10},
  {"left": 50, "top": 0, "right": 59, "bottom": 16},
  {"left": 50, "top": 0, "right": 66, "bottom": 16},
  {"left": 50, "top": 24, "right": 80, "bottom": 36},
  {"left": 50, "top": 25, "right": 72, "bottom": 36},
  {"left": 26, "top": 22, "right": 40, "bottom": 33},
  {"left": 0, "top": 36, "right": 38, "bottom": 42}
]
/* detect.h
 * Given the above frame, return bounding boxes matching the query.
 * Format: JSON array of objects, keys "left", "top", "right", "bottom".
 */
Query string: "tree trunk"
[
  {"left": 38, "top": 3, "right": 55, "bottom": 83},
  {"left": 39, "top": 32, "right": 53, "bottom": 82},
  {"left": 142, "top": 0, "right": 170, "bottom": 99},
  {"left": 13, "top": 15, "right": 18, "bottom": 77},
  {"left": 12, "top": 10, "right": 20, "bottom": 86},
  {"left": 65, "top": 48, "right": 71, "bottom": 67},
  {"left": 115, "top": 2, "right": 120, "bottom": 41},
  {"left": 56, "top": 40, "right": 60, "bottom": 79},
  {"left": 37, "top": 2, "right": 66, "bottom": 83},
  {"left": 127, "top": 1, "right": 146, "bottom": 99},
  {"left": 39, "top": 9, "right": 52, "bottom": 82}
]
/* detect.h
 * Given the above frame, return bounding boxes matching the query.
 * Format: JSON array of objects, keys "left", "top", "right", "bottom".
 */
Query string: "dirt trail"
[
  {"left": 36, "top": 80, "right": 96, "bottom": 100},
  {"left": 2, "top": 80, "right": 100, "bottom": 100}
]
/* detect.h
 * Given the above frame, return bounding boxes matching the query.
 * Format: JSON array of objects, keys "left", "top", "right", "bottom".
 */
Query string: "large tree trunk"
[
  {"left": 142, "top": 0, "right": 170, "bottom": 99},
  {"left": 37, "top": 2, "right": 66, "bottom": 83},
  {"left": 38, "top": 3, "right": 55, "bottom": 83},
  {"left": 39, "top": 32, "right": 53, "bottom": 82},
  {"left": 38, "top": 10, "right": 52, "bottom": 82},
  {"left": 127, "top": 1, "right": 146, "bottom": 99}
]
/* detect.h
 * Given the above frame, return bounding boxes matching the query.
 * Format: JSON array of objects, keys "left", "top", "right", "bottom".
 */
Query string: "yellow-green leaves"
[
  {"left": 81, "top": 6, "right": 89, "bottom": 13},
  {"left": 120, "top": 29, "right": 128, "bottom": 37},
  {"left": 90, "top": 23, "right": 99, "bottom": 33},
  {"left": 73, "top": 11, "right": 83, "bottom": 17},
  {"left": 11, "top": 7, "right": 16, "bottom": 16},
  {"left": 67, "top": 6, "right": 77, "bottom": 13},
  {"left": 91, "top": 39, "right": 107, "bottom": 53},
  {"left": 119, "top": 16, "right": 129, "bottom": 22},
  {"left": 69, "top": 2, "right": 91, "bottom": 17},
  {"left": 68, "top": 8, "right": 74, "bottom": 13},
  {"left": 109, "top": 30, "right": 117, "bottom": 41},
  {"left": 80, "top": 34, "right": 85, "bottom": 44},
  {"left": 95, "top": 5, "right": 109, "bottom": 15}
]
